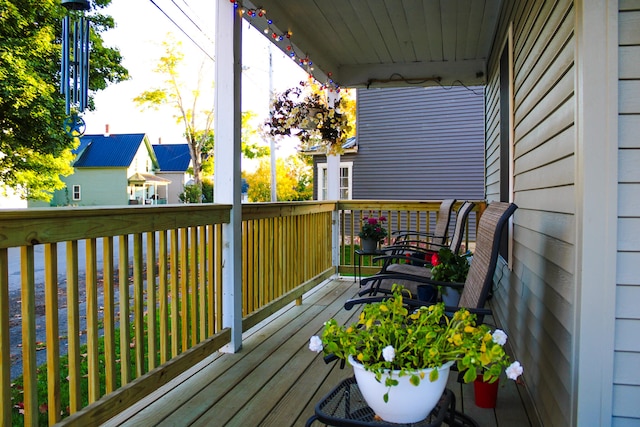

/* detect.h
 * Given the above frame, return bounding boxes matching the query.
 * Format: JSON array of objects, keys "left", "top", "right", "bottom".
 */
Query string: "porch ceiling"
[{"left": 244, "top": 0, "right": 502, "bottom": 88}]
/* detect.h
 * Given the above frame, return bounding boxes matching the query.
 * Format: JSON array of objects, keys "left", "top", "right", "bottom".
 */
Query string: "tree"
[
  {"left": 136, "top": 37, "right": 268, "bottom": 198},
  {"left": 244, "top": 155, "right": 312, "bottom": 202},
  {"left": 0, "top": 0, "right": 129, "bottom": 201},
  {"left": 135, "top": 36, "right": 213, "bottom": 193}
]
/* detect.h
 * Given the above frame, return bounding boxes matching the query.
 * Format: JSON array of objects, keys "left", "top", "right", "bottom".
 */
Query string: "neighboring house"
[
  {"left": 312, "top": 86, "right": 485, "bottom": 238},
  {"left": 152, "top": 143, "right": 192, "bottom": 204},
  {"left": 312, "top": 86, "right": 485, "bottom": 202},
  {"left": 30, "top": 133, "right": 169, "bottom": 207}
]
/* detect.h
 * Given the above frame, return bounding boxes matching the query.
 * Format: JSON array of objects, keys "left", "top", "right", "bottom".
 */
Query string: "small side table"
[
  {"left": 354, "top": 249, "right": 385, "bottom": 285},
  {"left": 305, "top": 376, "right": 453, "bottom": 427}
]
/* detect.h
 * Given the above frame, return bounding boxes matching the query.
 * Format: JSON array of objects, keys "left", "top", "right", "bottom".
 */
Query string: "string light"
[{"left": 230, "top": 0, "right": 339, "bottom": 91}]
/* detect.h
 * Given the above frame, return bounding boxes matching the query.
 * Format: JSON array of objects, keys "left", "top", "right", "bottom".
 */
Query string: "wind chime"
[{"left": 60, "top": 0, "right": 91, "bottom": 136}]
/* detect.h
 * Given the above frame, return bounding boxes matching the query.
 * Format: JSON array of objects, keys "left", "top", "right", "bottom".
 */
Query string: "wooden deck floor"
[{"left": 102, "top": 278, "right": 539, "bottom": 427}]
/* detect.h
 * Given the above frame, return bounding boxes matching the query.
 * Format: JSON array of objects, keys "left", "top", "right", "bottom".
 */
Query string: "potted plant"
[
  {"left": 264, "top": 81, "right": 352, "bottom": 154},
  {"left": 358, "top": 215, "right": 387, "bottom": 252},
  {"left": 309, "top": 285, "right": 523, "bottom": 423},
  {"left": 430, "top": 247, "right": 471, "bottom": 305}
]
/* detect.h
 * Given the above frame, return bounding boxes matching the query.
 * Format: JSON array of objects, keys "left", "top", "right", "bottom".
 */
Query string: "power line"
[
  {"left": 174, "top": 0, "right": 216, "bottom": 48},
  {"left": 148, "top": 0, "right": 215, "bottom": 62}
]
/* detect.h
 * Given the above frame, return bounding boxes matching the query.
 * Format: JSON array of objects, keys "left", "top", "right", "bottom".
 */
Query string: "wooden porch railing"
[
  {"left": 0, "top": 205, "right": 231, "bottom": 426},
  {"left": 0, "top": 200, "right": 483, "bottom": 426},
  {"left": 240, "top": 202, "right": 335, "bottom": 332}
]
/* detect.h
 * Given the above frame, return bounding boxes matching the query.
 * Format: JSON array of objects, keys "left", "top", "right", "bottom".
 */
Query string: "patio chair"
[
  {"left": 359, "top": 201, "right": 476, "bottom": 297},
  {"left": 345, "top": 202, "right": 518, "bottom": 323},
  {"left": 390, "top": 198, "right": 457, "bottom": 247}
]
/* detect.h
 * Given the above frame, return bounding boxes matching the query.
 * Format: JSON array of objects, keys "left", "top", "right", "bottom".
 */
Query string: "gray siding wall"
[
  {"left": 486, "top": 1, "right": 576, "bottom": 426},
  {"left": 615, "top": 2, "right": 640, "bottom": 424},
  {"left": 354, "top": 86, "right": 485, "bottom": 201}
]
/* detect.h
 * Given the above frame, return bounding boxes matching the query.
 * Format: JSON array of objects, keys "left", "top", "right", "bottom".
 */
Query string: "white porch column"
[
  {"left": 215, "top": 0, "right": 243, "bottom": 352},
  {"left": 573, "top": 1, "right": 618, "bottom": 424},
  {"left": 327, "top": 153, "right": 340, "bottom": 269}
]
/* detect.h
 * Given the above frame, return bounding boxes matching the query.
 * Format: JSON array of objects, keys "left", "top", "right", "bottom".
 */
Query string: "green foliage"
[
  {"left": 313, "top": 286, "right": 521, "bottom": 402},
  {"left": 202, "top": 178, "right": 213, "bottom": 203},
  {"left": 430, "top": 248, "right": 471, "bottom": 283},
  {"left": 0, "top": 0, "right": 128, "bottom": 200},
  {"left": 244, "top": 155, "right": 312, "bottom": 202},
  {"left": 179, "top": 183, "right": 203, "bottom": 204}
]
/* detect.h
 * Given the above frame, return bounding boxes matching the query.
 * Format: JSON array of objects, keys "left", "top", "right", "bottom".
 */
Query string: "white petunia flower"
[
  {"left": 382, "top": 345, "right": 395, "bottom": 362},
  {"left": 309, "top": 336, "right": 323, "bottom": 353},
  {"left": 506, "top": 361, "right": 523, "bottom": 380},
  {"left": 492, "top": 329, "right": 508, "bottom": 346}
]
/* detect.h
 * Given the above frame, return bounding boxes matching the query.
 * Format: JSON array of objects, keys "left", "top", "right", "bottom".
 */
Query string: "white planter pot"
[{"left": 348, "top": 355, "right": 454, "bottom": 423}]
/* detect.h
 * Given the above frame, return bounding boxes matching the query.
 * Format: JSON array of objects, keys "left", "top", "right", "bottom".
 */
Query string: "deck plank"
[
  {"left": 100, "top": 279, "right": 536, "bottom": 427},
  {"left": 195, "top": 284, "right": 358, "bottom": 425}
]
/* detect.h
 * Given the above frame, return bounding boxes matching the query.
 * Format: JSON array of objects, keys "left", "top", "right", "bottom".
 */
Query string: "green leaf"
[{"left": 463, "top": 368, "right": 477, "bottom": 383}]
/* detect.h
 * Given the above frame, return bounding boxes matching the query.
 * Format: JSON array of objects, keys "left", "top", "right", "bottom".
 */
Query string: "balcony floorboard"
[{"left": 101, "top": 278, "right": 537, "bottom": 427}]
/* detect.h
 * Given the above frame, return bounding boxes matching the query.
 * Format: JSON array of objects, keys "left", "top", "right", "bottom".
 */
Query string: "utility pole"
[{"left": 268, "top": 44, "right": 277, "bottom": 202}]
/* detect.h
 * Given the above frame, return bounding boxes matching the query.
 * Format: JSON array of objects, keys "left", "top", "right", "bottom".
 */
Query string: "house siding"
[
  {"left": 51, "top": 169, "right": 128, "bottom": 206},
  {"left": 314, "top": 86, "right": 485, "bottom": 238},
  {"left": 157, "top": 171, "right": 187, "bottom": 204},
  {"left": 486, "top": 1, "right": 577, "bottom": 426},
  {"left": 354, "top": 86, "right": 485, "bottom": 202},
  {"left": 615, "top": 2, "right": 640, "bottom": 425}
]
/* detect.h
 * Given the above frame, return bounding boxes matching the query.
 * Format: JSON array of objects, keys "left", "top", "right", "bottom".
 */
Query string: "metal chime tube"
[
  {"left": 61, "top": 9, "right": 90, "bottom": 115},
  {"left": 73, "top": 20, "right": 79, "bottom": 106},
  {"left": 80, "top": 17, "right": 90, "bottom": 111},
  {"left": 62, "top": 16, "right": 71, "bottom": 114}
]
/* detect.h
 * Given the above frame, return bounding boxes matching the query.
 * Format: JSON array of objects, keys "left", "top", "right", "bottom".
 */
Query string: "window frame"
[
  {"left": 317, "top": 161, "right": 353, "bottom": 201},
  {"left": 72, "top": 184, "right": 81, "bottom": 201}
]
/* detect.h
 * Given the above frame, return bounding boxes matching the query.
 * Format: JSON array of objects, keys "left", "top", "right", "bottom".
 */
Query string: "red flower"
[
  {"left": 431, "top": 253, "right": 440, "bottom": 266},
  {"left": 367, "top": 217, "right": 378, "bottom": 225}
]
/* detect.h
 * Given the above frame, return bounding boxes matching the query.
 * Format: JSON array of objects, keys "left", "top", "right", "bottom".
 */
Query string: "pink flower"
[
  {"left": 379, "top": 216, "right": 387, "bottom": 222},
  {"left": 367, "top": 218, "right": 378, "bottom": 225}
]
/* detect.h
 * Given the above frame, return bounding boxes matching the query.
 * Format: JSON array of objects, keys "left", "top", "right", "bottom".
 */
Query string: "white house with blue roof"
[{"left": 31, "top": 132, "right": 171, "bottom": 207}]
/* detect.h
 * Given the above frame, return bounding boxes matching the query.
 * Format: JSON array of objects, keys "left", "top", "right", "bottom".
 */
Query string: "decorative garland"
[{"left": 229, "top": 1, "right": 339, "bottom": 92}]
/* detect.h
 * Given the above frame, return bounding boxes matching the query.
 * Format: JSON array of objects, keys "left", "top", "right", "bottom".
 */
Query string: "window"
[
  {"left": 499, "top": 27, "right": 514, "bottom": 263},
  {"left": 72, "top": 185, "right": 81, "bottom": 201},
  {"left": 317, "top": 162, "right": 352, "bottom": 200}
]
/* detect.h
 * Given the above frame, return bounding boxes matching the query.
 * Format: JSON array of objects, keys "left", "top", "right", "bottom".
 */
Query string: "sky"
[{"left": 82, "top": 0, "right": 308, "bottom": 148}]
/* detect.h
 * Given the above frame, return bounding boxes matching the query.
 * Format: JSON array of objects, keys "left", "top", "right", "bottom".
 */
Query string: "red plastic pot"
[{"left": 473, "top": 375, "right": 499, "bottom": 408}]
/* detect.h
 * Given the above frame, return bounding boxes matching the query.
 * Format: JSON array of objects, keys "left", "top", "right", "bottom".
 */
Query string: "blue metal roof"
[
  {"left": 152, "top": 144, "right": 191, "bottom": 172},
  {"left": 75, "top": 133, "right": 148, "bottom": 167}
]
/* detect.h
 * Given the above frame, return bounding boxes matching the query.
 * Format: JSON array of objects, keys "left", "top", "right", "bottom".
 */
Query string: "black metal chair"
[
  {"left": 359, "top": 201, "right": 476, "bottom": 298},
  {"left": 345, "top": 202, "right": 518, "bottom": 324}
]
